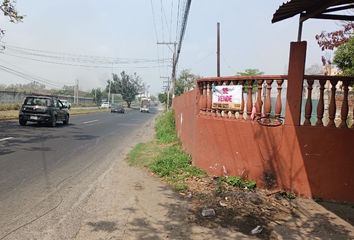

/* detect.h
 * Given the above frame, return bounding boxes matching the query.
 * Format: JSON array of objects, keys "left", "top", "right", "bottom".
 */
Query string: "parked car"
[
  {"left": 60, "top": 99, "right": 71, "bottom": 109},
  {"left": 111, "top": 104, "right": 125, "bottom": 113},
  {"left": 100, "top": 102, "right": 111, "bottom": 108},
  {"left": 19, "top": 95, "right": 69, "bottom": 127}
]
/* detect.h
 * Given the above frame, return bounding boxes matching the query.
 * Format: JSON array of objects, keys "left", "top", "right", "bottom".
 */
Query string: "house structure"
[{"left": 173, "top": 0, "right": 354, "bottom": 202}]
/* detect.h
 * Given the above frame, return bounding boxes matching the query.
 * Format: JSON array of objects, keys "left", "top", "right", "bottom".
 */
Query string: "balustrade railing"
[
  {"left": 197, "top": 75, "right": 354, "bottom": 129},
  {"left": 197, "top": 75, "right": 287, "bottom": 121},
  {"left": 303, "top": 75, "right": 354, "bottom": 128}
]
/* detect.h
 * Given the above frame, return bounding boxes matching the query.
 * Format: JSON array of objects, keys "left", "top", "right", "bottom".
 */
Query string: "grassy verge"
[
  {"left": 0, "top": 107, "right": 110, "bottom": 120},
  {"left": 0, "top": 104, "right": 20, "bottom": 111},
  {"left": 128, "top": 110, "right": 206, "bottom": 192},
  {"left": 0, "top": 110, "right": 19, "bottom": 120}
]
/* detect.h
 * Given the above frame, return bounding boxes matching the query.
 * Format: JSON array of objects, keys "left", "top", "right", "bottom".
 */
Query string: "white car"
[{"left": 100, "top": 102, "right": 111, "bottom": 108}]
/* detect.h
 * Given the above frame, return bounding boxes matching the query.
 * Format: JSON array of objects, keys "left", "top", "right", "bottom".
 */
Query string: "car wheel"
[
  {"left": 19, "top": 119, "right": 26, "bottom": 126},
  {"left": 63, "top": 115, "right": 69, "bottom": 125},
  {"left": 51, "top": 115, "right": 57, "bottom": 127}
]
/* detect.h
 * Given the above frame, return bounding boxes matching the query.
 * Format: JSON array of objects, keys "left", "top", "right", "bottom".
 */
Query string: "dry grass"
[
  {"left": 0, "top": 110, "right": 18, "bottom": 120},
  {"left": 0, "top": 108, "right": 111, "bottom": 120}
]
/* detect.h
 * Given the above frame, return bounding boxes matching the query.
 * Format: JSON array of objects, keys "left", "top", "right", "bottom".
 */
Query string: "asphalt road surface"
[{"left": 0, "top": 108, "right": 157, "bottom": 239}]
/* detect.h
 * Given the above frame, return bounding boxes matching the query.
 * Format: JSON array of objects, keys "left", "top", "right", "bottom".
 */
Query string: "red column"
[{"left": 285, "top": 42, "right": 307, "bottom": 126}]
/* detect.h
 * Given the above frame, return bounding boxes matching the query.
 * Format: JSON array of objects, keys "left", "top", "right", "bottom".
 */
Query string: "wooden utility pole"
[
  {"left": 217, "top": 22, "right": 220, "bottom": 77},
  {"left": 74, "top": 79, "right": 79, "bottom": 104},
  {"left": 161, "top": 76, "right": 170, "bottom": 110},
  {"left": 157, "top": 42, "right": 177, "bottom": 98},
  {"left": 108, "top": 80, "right": 111, "bottom": 104}
]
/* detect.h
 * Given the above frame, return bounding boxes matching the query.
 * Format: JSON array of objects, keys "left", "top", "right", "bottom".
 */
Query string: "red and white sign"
[{"left": 212, "top": 85, "right": 242, "bottom": 110}]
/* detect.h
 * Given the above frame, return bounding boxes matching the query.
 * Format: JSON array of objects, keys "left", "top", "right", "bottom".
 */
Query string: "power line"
[
  {"left": 0, "top": 57, "right": 71, "bottom": 85},
  {"left": 0, "top": 64, "right": 62, "bottom": 88},
  {"left": 150, "top": 0, "right": 159, "bottom": 42},
  {"left": 169, "top": 0, "right": 192, "bottom": 97},
  {"left": 175, "top": 0, "right": 192, "bottom": 68},
  {"left": 1, "top": 51, "right": 169, "bottom": 69},
  {"left": 2, "top": 44, "right": 168, "bottom": 65},
  {"left": 175, "top": 0, "right": 182, "bottom": 42},
  {"left": 170, "top": 0, "right": 174, "bottom": 42}
]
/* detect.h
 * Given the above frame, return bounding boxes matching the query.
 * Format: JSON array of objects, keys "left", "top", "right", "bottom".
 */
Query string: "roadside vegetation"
[
  {"left": 128, "top": 111, "right": 206, "bottom": 191},
  {"left": 0, "top": 106, "right": 110, "bottom": 120},
  {"left": 0, "top": 104, "right": 20, "bottom": 111},
  {"left": 128, "top": 110, "right": 258, "bottom": 192}
]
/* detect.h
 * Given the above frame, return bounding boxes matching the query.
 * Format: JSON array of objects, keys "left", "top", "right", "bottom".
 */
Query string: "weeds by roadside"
[
  {"left": 128, "top": 111, "right": 257, "bottom": 193},
  {"left": 154, "top": 110, "right": 178, "bottom": 144},
  {"left": 0, "top": 104, "right": 20, "bottom": 111},
  {"left": 0, "top": 107, "right": 110, "bottom": 120},
  {"left": 128, "top": 110, "right": 206, "bottom": 191}
]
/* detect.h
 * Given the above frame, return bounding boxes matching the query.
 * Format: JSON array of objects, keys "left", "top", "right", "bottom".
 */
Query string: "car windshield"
[{"left": 24, "top": 97, "right": 51, "bottom": 107}]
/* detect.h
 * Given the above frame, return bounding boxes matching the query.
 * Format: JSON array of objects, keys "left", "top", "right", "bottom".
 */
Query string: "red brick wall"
[{"left": 172, "top": 90, "right": 198, "bottom": 155}]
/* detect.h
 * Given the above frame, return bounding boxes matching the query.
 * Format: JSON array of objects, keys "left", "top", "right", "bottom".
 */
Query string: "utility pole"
[
  {"left": 108, "top": 80, "right": 111, "bottom": 104},
  {"left": 171, "top": 42, "right": 177, "bottom": 98},
  {"left": 157, "top": 41, "right": 177, "bottom": 98},
  {"left": 94, "top": 88, "right": 97, "bottom": 104},
  {"left": 74, "top": 79, "right": 79, "bottom": 105},
  {"left": 217, "top": 22, "right": 220, "bottom": 77},
  {"left": 73, "top": 82, "right": 76, "bottom": 104},
  {"left": 161, "top": 76, "right": 170, "bottom": 110}
]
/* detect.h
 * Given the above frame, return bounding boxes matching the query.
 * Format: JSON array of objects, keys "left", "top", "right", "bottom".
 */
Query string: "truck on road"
[{"left": 140, "top": 98, "right": 150, "bottom": 113}]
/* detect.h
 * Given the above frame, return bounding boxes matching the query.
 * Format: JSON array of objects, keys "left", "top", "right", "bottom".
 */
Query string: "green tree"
[
  {"left": 1, "top": 0, "right": 24, "bottom": 37},
  {"left": 236, "top": 68, "right": 264, "bottom": 76},
  {"left": 333, "top": 36, "right": 354, "bottom": 76},
  {"left": 107, "top": 71, "right": 142, "bottom": 108},
  {"left": 174, "top": 69, "right": 200, "bottom": 96},
  {"left": 158, "top": 92, "right": 167, "bottom": 104},
  {"left": 158, "top": 92, "right": 172, "bottom": 107},
  {"left": 91, "top": 88, "right": 103, "bottom": 105},
  {"left": 236, "top": 69, "right": 264, "bottom": 93}
]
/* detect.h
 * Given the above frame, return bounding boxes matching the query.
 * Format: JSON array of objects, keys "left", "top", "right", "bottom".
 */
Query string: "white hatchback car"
[{"left": 100, "top": 102, "right": 111, "bottom": 108}]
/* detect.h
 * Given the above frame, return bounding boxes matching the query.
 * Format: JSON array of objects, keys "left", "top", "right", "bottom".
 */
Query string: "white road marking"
[
  {"left": 82, "top": 120, "right": 99, "bottom": 124},
  {"left": 0, "top": 137, "right": 14, "bottom": 142}
]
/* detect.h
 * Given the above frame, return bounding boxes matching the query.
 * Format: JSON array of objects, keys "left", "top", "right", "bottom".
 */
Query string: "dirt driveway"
[{"left": 72, "top": 118, "right": 353, "bottom": 240}]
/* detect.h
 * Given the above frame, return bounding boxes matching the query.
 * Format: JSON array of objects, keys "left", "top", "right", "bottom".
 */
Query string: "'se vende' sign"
[{"left": 212, "top": 85, "right": 243, "bottom": 110}]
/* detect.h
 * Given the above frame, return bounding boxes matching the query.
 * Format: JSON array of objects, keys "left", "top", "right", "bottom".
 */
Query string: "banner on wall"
[{"left": 212, "top": 85, "right": 243, "bottom": 110}]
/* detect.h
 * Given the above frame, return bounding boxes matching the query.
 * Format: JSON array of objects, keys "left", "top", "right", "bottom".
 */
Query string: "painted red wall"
[{"left": 173, "top": 89, "right": 354, "bottom": 203}]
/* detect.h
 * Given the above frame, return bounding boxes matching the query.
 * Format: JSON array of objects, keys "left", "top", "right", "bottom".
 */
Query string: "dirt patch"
[{"left": 181, "top": 176, "right": 354, "bottom": 239}]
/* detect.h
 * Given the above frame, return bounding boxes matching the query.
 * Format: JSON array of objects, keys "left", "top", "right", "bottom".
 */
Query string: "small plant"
[
  {"left": 220, "top": 176, "right": 257, "bottom": 189},
  {"left": 215, "top": 177, "right": 225, "bottom": 194},
  {"left": 284, "top": 191, "right": 297, "bottom": 200},
  {"left": 149, "top": 144, "right": 205, "bottom": 179}
]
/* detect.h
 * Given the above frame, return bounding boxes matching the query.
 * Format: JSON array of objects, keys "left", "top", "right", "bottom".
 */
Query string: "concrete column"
[{"left": 285, "top": 42, "right": 307, "bottom": 126}]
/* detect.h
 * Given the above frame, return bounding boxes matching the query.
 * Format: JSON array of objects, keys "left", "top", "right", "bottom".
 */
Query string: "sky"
[{"left": 0, "top": 0, "right": 343, "bottom": 96}]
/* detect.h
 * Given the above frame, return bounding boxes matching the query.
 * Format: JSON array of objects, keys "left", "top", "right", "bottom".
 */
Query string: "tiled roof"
[{"left": 272, "top": 0, "right": 354, "bottom": 23}]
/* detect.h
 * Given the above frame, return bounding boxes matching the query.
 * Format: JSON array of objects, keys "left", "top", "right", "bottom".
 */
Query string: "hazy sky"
[{"left": 0, "top": 1, "right": 341, "bottom": 95}]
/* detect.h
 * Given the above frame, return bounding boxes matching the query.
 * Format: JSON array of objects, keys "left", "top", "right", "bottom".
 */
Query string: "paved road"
[{"left": 0, "top": 108, "right": 157, "bottom": 239}]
